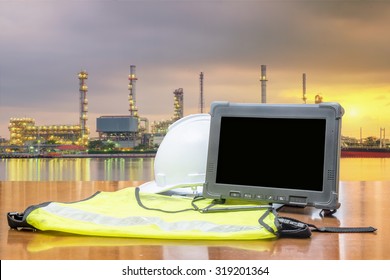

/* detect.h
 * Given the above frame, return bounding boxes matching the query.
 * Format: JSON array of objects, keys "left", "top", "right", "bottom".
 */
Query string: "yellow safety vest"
[
  {"left": 8, "top": 187, "right": 279, "bottom": 240},
  {"left": 8, "top": 187, "right": 375, "bottom": 239}
]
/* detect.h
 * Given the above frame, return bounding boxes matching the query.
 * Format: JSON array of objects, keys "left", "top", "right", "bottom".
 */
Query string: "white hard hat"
[{"left": 139, "top": 113, "right": 211, "bottom": 194}]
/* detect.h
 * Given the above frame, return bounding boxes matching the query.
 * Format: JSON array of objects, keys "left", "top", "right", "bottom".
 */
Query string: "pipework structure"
[
  {"left": 260, "top": 65, "right": 268, "bottom": 103},
  {"left": 128, "top": 65, "right": 139, "bottom": 118},
  {"left": 173, "top": 88, "right": 184, "bottom": 121},
  {"left": 78, "top": 70, "right": 89, "bottom": 146},
  {"left": 8, "top": 118, "right": 82, "bottom": 146},
  {"left": 152, "top": 89, "right": 184, "bottom": 135}
]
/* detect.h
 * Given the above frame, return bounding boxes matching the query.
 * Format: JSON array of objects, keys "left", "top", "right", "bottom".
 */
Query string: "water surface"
[{"left": 1, "top": 157, "right": 389, "bottom": 182}]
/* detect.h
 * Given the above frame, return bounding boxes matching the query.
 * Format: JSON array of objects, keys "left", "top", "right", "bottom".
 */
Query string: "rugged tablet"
[{"left": 203, "top": 101, "right": 344, "bottom": 211}]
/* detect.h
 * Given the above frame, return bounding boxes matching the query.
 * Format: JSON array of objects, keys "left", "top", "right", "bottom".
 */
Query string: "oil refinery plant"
[
  {"left": 2, "top": 64, "right": 389, "bottom": 158},
  {"left": 4, "top": 65, "right": 186, "bottom": 156}
]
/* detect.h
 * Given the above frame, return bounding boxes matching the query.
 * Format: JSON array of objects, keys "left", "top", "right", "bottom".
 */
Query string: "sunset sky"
[{"left": 1, "top": 0, "right": 389, "bottom": 139}]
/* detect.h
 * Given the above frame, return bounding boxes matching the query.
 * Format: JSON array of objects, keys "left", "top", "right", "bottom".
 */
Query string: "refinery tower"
[{"left": 78, "top": 70, "right": 89, "bottom": 146}]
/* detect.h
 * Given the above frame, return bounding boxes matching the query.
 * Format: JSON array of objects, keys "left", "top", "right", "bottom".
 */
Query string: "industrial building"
[
  {"left": 7, "top": 70, "right": 89, "bottom": 148},
  {"left": 8, "top": 118, "right": 83, "bottom": 146},
  {"left": 96, "top": 115, "right": 138, "bottom": 148}
]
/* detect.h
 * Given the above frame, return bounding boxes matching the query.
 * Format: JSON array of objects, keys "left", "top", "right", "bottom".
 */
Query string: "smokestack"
[
  {"left": 260, "top": 65, "right": 267, "bottom": 103},
  {"left": 302, "top": 73, "right": 307, "bottom": 104},
  {"left": 200, "top": 72, "right": 204, "bottom": 113}
]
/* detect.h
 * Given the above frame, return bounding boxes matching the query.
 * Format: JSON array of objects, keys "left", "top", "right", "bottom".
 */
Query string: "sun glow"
[{"left": 334, "top": 88, "right": 390, "bottom": 138}]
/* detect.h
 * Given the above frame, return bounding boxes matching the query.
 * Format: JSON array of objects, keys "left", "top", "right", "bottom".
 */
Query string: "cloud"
[{"left": 1, "top": 0, "right": 390, "bottom": 138}]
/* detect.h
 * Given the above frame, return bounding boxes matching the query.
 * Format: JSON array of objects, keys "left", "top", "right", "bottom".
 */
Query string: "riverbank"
[
  {"left": 63, "top": 153, "right": 156, "bottom": 158},
  {"left": 0, "top": 152, "right": 156, "bottom": 159}
]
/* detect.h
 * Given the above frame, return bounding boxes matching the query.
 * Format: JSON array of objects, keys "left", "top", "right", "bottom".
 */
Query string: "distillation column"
[
  {"left": 78, "top": 70, "right": 89, "bottom": 145},
  {"left": 128, "top": 65, "right": 138, "bottom": 117},
  {"left": 260, "top": 65, "right": 268, "bottom": 103}
]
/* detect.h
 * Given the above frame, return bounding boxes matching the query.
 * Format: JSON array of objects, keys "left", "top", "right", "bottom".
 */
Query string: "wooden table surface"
[{"left": 0, "top": 180, "right": 387, "bottom": 260}]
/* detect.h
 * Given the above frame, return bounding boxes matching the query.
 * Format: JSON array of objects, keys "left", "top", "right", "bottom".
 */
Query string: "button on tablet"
[
  {"left": 244, "top": 193, "right": 252, "bottom": 199},
  {"left": 230, "top": 192, "right": 241, "bottom": 198}
]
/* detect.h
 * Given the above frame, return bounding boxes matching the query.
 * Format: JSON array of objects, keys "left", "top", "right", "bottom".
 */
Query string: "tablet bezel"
[{"left": 203, "top": 101, "right": 344, "bottom": 211}]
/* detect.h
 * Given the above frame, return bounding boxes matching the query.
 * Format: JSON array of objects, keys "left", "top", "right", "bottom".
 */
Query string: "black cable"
[{"left": 135, "top": 187, "right": 205, "bottom": 213}]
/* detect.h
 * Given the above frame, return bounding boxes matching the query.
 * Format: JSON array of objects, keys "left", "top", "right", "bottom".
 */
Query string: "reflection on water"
[
  {"left": 1, "top": 157, "right": 390, "bottom": 182},
  {"left": 339, "top": 158, "right": 390, "bottom": 181},
  {"left": 0, "top": 158, "right": 155, "bottom": 181}
]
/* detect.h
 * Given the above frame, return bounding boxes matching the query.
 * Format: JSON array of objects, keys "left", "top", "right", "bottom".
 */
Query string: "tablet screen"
[{"left": 216, "top": 117, "right": 326, "bottom": 191}]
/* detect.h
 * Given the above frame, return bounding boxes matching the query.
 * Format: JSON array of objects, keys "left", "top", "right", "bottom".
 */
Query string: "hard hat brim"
[
  {"left": 137, "top": 180, "right": 162, "bottom": 193},
  {"left": 138, "top": 180, "right": 203, "bottom": 195}
]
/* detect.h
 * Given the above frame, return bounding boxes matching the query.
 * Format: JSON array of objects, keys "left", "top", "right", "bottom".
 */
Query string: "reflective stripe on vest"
[{"left": 40, "top": 203, "right": 262, "bottom": 233}]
